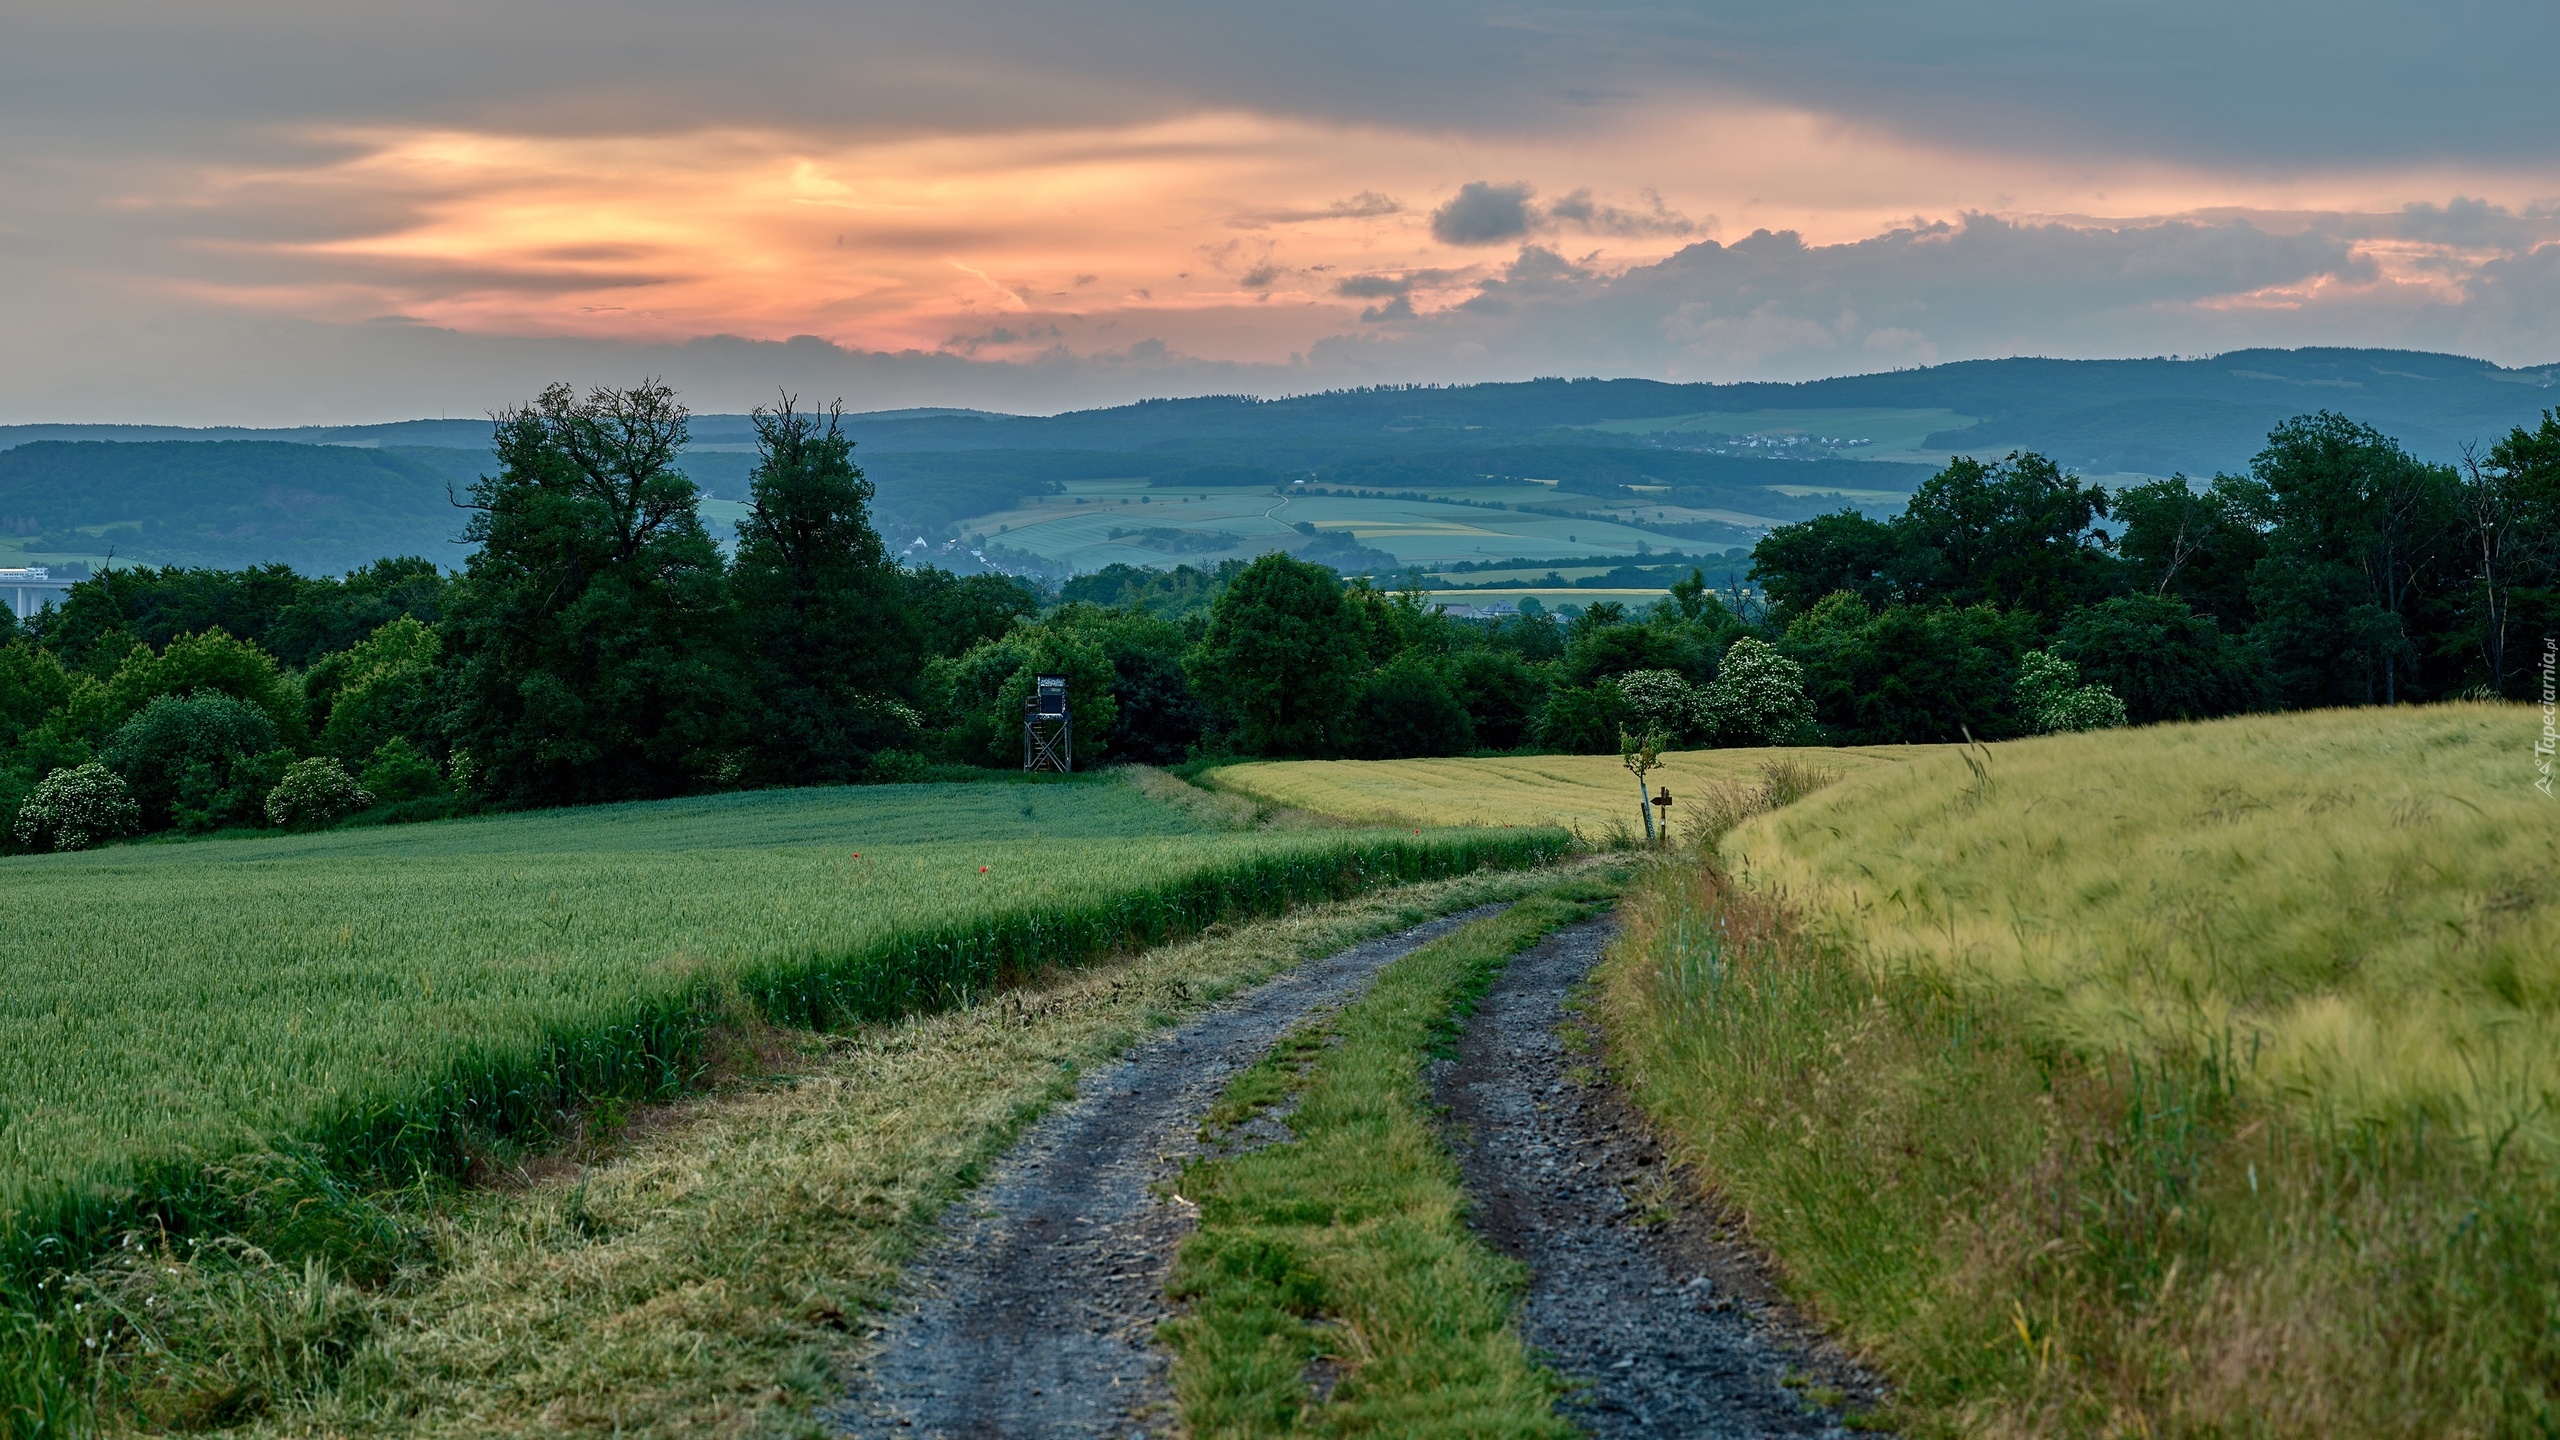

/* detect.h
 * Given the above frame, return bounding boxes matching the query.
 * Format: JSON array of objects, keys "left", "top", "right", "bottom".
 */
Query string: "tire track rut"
[
  {"left": 1435, "top": 916, "right": 1887, "bottom": 1437},
  {"left": 831, "top": 904, "right": 1508, "bottom": 1440}
]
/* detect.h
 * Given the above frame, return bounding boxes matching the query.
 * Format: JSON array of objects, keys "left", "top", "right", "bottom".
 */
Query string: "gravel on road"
[
  {"left": 831, "top": 904, "right": 1508, "bottom": 1440},
  {"left": 1435, "top": 915, "right": 1887, "bottom": 1438}
]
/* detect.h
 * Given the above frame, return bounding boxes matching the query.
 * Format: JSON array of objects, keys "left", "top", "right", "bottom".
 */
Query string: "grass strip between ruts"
[{"left": 1163, "top": 870, "right": 1625, "bottom": 1438}]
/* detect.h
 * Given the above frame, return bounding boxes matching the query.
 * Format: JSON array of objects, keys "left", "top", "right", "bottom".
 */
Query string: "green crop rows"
[{"left": 0, "top": 779, "right": 1565, "bottom": 1299}]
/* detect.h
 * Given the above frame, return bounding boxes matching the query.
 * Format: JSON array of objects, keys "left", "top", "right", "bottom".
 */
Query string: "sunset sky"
[{"left": 6, "top": 0, "right": 2558, "bottom": 422}]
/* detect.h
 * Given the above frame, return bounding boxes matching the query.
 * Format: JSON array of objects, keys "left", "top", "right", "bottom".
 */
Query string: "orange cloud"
[{"left": 121, "top": 102, "right": 2560, "bottom": 366}]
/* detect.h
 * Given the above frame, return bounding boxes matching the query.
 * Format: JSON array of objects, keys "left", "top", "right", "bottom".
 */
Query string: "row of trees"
[
  {"left": 2, "top": 384, "right": 2552, "bottom": 852},
  {"left": 1750, "top": 412, "right": 2560, "bottom": 734}
]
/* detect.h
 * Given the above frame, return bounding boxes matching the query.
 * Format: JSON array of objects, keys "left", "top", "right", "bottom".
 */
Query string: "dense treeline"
[{"left": 2, "top": 384, "right": 2553, "bottom": 852}]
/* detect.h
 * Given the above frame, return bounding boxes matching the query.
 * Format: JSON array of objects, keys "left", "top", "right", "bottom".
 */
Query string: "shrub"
[
  {"left": 1345, "top": 654, "right": 1473, "bottom": 759},
  {"left": 265, "top": 757, "right": 373, "bottom": 829},
  {"left": 2054, "top": 594, "right": 2263, "bottom": 723},
  {"left": 2017, "top": 650, "right": 2128, "bottom": 733},
  {"left": 1698, "top": 638, "right": 1816, "bottom": 747},
  {"left": 12, "top": 764, "right": 141, "bottom": 852},
  {"left": 1447, "top": 649, "right": 1541, "bottom": 750},
  {"left": 1536, "top": 680, "right": 1631, "bottom": 754},
  {"left": 358, "top": 738, "right": 445, "bottom": 805},
  {"left": 102, "top": 691, "right": 289, "bottom": 832},
  {"left": 1616, "top": 668, "right": 1702, "bottom": 744}
]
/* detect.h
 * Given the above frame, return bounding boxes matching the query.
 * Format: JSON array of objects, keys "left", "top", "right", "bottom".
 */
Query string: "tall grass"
[
  {"left": 1728, "top": 703, "right": 2559, "bottom": 1149},
  {"left": 1599, "top": 708, "right": 2560, "bottom": 1437},
  {"left": 0, "top": 779, "right": 1565, "bottom": 1425}
]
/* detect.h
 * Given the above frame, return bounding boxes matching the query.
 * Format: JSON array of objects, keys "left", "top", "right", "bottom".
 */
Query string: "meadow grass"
[
  {"left": 1599, "top": 703, "right": 2560, "bottom": 1437},
  {"left": 43, "top": 865, "right": 1592, "bottom": 1438},
  {"left": 1209, "top": 747, "right": 1927, "bottom": 837},
  {"left": 1164, "top": 874, "right": 1625, "bottom": 1438},
  {"left": 0, "top": 774, "right": 1565, "bottom": 1426}
]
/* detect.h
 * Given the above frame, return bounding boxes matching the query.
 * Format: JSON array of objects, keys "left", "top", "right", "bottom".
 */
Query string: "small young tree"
[
  {"left": 1620, "top": 725, "right": 1666, "bottom": 844},
  {"left": 13, "top": 764, "right": 141, "bottom": 852}
]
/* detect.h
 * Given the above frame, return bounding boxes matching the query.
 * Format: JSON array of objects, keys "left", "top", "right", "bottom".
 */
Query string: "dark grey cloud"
[
  {"left": 6, "top": 1, "right": 2554, "bottom": 179},
  {"left": 1310, "top": 213, "right": 2456, "bottom": 381},
  {"left": 1430, "top": 181, "right": 1697, "bottom": 246},
  {"left": 1431, "top": 182, "right": 1539, "bottom": 245}
]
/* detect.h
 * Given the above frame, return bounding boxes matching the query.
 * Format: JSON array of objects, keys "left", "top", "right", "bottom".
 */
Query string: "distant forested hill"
[
  {"left": 7, "top": 347, "right": 2555, "bottom": 574},
  {"left": 0, "top": 441, "right": 470, "bottom": 573}
]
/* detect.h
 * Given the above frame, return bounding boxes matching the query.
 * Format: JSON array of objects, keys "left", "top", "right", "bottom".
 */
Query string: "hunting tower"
[{"left": 1024, "top": 673, "right": 1071, "bottom": 772}]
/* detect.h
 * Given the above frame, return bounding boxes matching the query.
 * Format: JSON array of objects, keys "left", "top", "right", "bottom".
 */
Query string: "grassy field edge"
[
  {"left": 1162, "top": 872, "right": 1624, "bottom": 1438},
  {"left": 0, "top": 828, "right": 1568, "bottom": 1424},
  {"left": 1596, "top": 805, "right": 2560, "bottom": 1436}
]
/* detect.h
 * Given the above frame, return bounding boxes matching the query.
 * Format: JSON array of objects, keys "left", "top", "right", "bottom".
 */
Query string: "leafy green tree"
[
  {"left": 265, "top": 557, "right": 449, "bottom": 667},
  {"left": 1537, "top": 680, "right": 1632, "bottom": 754},
  {"left": 359, "top": 737, "right": 447, "bottom": 806},
  {"left": 1482, "top": 608, "right": 1564, "bottom": 663},
  {"left": 1893, "top": 451, "right": 2117, "bottom": 614},
  {"left": 904, "top": 568, "right": 1040, "bottom": 659},
  {"left": 1698, "top": 638, "right": 1815, "bottom": 747},
  {"left": 440, "top": 381, "right": 747, "bottom": 804},
  {"left": 308, "top": 616, "right": 441, "bottom": 766},
  {"left": 927, "top": 624, "right": 1114, "bottom": 767},
  {"left": 1749, "top": 510, "right": 1905, "bottom": 617},
  {"left": 1782, "top": 594, "right": 2038, "bottom": 743},
  {"left": 2053, "top": 595, "right": 2261, "bottom": 723},
  {"left": 30, "top": 563, "right": 306, "bottom": 671},
  {"left": 2461, "top": 411, "right": 2560, "bottom": 695},
  {"left": 730, "top": 397, "right": 919, "bottom": 783},
  {"left": 1346, "top": 653, "right": 1473, "bottom": 758},
  {"left": 1189, "top": 554, "right": 1366, "bottom": 756},
  {"left": 102, "top": 691, "right": 288, "bottom": 831},
  {"left": 1053, "top": 604, "right": 1209, "bottom": 764},
  {"left": 0, "top": 643, "right": 71, "bottom": 752},
  {"left": 1447, "top": 648, "right": 1541, "bottom": 750},
  {"left": 2111, "top": 477, "right": 2266, "bottom": 631},
  {"left": 90, "top": 629, "right": 304, "bottom": 747},
  {"left": 2236, "top": 413, "right": 2462, "bottom": 707},
  {"left": 1560, "top": 616, "right": 1703, "bottom": 689}
]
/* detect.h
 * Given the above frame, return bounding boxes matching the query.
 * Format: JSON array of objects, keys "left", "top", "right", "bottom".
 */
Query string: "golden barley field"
[
  {"left": 1210, "top": 746, "right": 1932, "bottom": 838},
  {"left": 1728, "top": 702, "right": 2559, "bottom": 1149}
]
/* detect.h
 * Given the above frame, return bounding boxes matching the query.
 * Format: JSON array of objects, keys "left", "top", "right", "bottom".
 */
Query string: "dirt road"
[
  {"left": 831, "top": 904, "right": 1505, "bottom": 1440},
  {"left": 1437, "top": 916, "right": 1880, "bottom": 1437}
]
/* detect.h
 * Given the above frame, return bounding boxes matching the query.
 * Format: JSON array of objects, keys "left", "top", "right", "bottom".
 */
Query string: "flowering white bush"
[
  {"left": 12, "top": 764, "right": 142, "bottom": 852},
  {"left": 1699, "top": 638, "right": 1816, "bottom": 747},
  {"left": 2016, "top": 650, "right": 2128, "bottom": 733},
  {"left": 1616, "top": 669, "right": 1703, "bottom": 743},
  {"left": 265, "top": 756, "right": 373, "bottom": 829}
]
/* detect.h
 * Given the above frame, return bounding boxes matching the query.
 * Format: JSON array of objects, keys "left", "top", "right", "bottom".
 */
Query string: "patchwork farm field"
[
  {"left": 973, "top": 479, "right": 1715, "bottom": 571},
  {"left": 0, "top": 777, "right": 1562, "bottom": 1283},
  {"left": 1209, "top": 746, "right": 1930, "bottom": 836}
]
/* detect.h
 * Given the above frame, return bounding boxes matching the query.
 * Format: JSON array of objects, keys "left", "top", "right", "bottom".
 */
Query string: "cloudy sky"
[{"left": 6, "top": 0, "right": 2558, "bottom": 423}]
